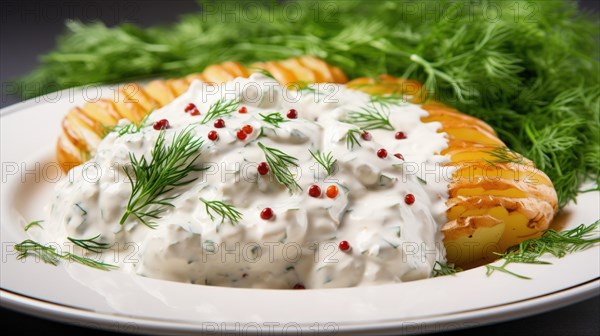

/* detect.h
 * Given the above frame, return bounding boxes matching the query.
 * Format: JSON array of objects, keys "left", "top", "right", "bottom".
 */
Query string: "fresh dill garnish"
[
  {"left": 294, "top": 83, "right": 326, "bottom": 96},
  {"left": 485, "top": 146, "right": 526, "bottom": 165},
  {"left": 346, "top": 104, "right": 393, "bottom": 131},
  {"left": 345, "top": 128, "right": 362, "bottom": 150},
  {"left": 249, "top": 67, "right": 275, "bottom": 79},
  {"left": 120, "top": 127, "right": 204, "bottom": 228},
  {"left": 110, "top": 115, "right": 150, "bottom": 137},
  {"left": 257, "top": 142, "right": 301, "bottom": 193},
  {"left": 100, "top": 123, "right": 115, "bottom": 137},
  {"left": 369, "top": 94, "right": 406, "bottom": 107},
  {"left": 74, "top": 203, "right": 87, "bottom": 215},
  {"left": 24, "top": 220, "right": 44, "bottom": 231},
  {"left": 432, "top": 261, "right": 462, "bottom": 277},
  {"left": 309, "top": 149, "right": 337, "bottom": 176},
  {"left": 484, "top": 262, "right": 536, "bottom": 280},
  {"left": 200, "top": 98, "right": 240, "bottom": 124},
  {"left": 14, "top": 239, "right": 118, "bottom": 271},
  {"left": 68, "top": 234, "right": 111, "bottom": 253},
  {"left": 15, "top": 1, "right": 599, "bottom": 208},
  {"left": 259, "top": 112, "right": 289, "bottom": 128},
  {"left": 485, "top": 219, "right": 600, "bottom": 279},
  {"left": 200, "top": 198, "right": 243, "bottom": 225}
]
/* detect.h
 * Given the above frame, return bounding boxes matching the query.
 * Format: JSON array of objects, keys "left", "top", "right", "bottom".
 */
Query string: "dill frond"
[
  {"left": 14, "top": 239, "right": 117, "bottom": 271},
  {"left": 346, "top": 104, "right": 393, "bottom": 131},
  {"left": 309, "top": 149, "right": 336, "bottom": 176},
  {"left": 201, "top": 98, "right": 240, "bottom": 124},
  {"left": 200, "top": 199, "right": 243, "bottom": 225},
  {"left": 24, "top": 220, "right": 44, "bottom": 231},
  {"left": 345, "top": 128, "right": 362, "bottom": 150},
  {"left": 68, "top": 234, "right": 111, "bottom": 253},
  {"left": 249, "top": 67, "right": 275, "bottom": 79},
  {"left": 485, "top": 219, "right": 600, "bottom": 279},
  {"left": 259, "top": 112, "right": 289, "bottom": 128},
  {"left": 369, "top": 94, "right": 407, "bottom": 107},
  {"left": 432, "top": 261, "right": 462, "bottom": 277},
  {"left": 484, "top": 146, "right": 527, "bottom": 168},
  {"left": 109, "top": 115, "right": 151, "bottom": 137},
  {"left": 120, "top": 127, "right": 204, "bottom": 228},
  {"left": 257, "top": 142, "right": 301, "bottom": 193}
]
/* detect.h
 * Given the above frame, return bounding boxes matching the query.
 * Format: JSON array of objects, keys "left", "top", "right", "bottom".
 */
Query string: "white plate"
[{"left": 1, "top": 89, "right": 599, "bottom": 335}]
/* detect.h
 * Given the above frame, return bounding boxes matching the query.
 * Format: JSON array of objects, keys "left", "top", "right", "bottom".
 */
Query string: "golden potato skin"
[
  {"left": 347, "top": 76, "right": 558, "bottom": 268},
  {"left": 56, "top": 56, "right": 348, "bottom": 171}
]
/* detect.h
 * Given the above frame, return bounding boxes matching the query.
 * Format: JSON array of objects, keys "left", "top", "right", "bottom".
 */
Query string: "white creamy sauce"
[{"left": 46, "top": 74, "right": 454, "bottom": 289}]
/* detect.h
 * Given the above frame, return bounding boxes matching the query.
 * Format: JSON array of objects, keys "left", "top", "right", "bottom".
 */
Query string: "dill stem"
[{"left": 119, "top": 209, "right": 132, "bottom": 225}]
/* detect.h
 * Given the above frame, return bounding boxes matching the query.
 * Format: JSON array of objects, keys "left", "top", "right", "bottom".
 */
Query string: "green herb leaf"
[
  {"left": 120, "top": 127, "right": 204, "bottom": 228},
  {"left": 309, "top": 149, "right": 337, "bottom": 176},
  {"left": 200, "top": 198, "right": 243, "bottom": 225},
  {"left": 345, "top": 128, "right": 362, "bottom": 150},
  {"left": 110, "top": 115, "right": 151, "bottom": 137},
  {"left": 250, "top": 67, "right": 275, "bottom": 79},
  {"left": 432, "top": 261, "right": 462, "bottom": 277},
  {"left": 14, "top": 239, "right": 117, "bottom": 271},
  {"left": 485, "top": 146, "right": 526, "bottom": 165},
  {"left": 346, "top": 104, "right": 393, "bottom": 131},
  {"left": 201, "top": 98, "right": 240, "bottom": 125},
  {"left": 24, "top": 220, "right": 44, "bottom": 231},
  {"left": 485, "top": 219, "right": 600, "bottom": 279},
  {"left": 68, "top": 234, "right": 111, "bottom": 253},
  {"left": 257, "top": 141, "right": 301, "bottom": 193},
  {"left": 369, "top": 93, "right": 406, "bottom": 107},
  {"left": 259, "top": 112, "right": 289, "bottom": 128},
  {"left": 294, "top": 83, "right": 326, "bottom": 96}
]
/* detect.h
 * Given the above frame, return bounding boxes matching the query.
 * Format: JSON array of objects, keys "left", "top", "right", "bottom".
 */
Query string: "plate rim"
[{"left": 2, "top": 280, "right": 598, "bottom": 335}]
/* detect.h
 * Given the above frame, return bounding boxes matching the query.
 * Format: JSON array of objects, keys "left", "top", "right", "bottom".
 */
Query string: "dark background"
[{"left": 1, "top": 0, "right": 599, "bottom": 335}]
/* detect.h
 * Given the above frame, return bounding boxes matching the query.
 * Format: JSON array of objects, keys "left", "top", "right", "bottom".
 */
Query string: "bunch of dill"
[{"left": 16, "top": 0, "right": 599, "bottom": 207}]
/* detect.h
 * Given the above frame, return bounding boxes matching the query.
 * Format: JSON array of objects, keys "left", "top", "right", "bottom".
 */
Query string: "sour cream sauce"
[{"left": 46, "top": 74, "right": 453, "bottom": 289}]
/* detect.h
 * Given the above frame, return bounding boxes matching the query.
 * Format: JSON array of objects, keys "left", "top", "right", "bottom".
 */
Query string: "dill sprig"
[
  {"left": 485, "top": 146, "right": 526, "bottom": 165},
  {"left": 250, "top": 67, "right": 275, "bottom": 79},
  {"left": 259, "top": 112, "right": 289, "bottom": 128},
  {"left": 432, "top": 261, "right": 462, "bottom": 277},
  {"left": 309, "top": 149, "right": 337, "bottom": 176},
  {"left": 14, "top": 239, "right": 117, "bottom": 271},
  {"left": 346, "top": 104, "right": 393, "bottom": 131},
  {"left": 200, "top": 198, "right": 243, "bottom": 225},
  {"left": 15, "top": 0, "right": 600, "bottom": 207},
  {"left": 68, "top": 234, "right": 111, "bottom": 253},
  {"left": 24, "top": 220, "right": 44, "bottom": 231},
  {"left": 369, "top": 94, "right": 406, "bottom": 107},
  {"left": 485, "top": 219, "right": 600, "bottom": 279},
  {"left": 200, "top": 98, "right": 240, "bottom": 124},
  {"left": 110, "top": 115, "right": 150, "bottom": 137},
  {"left": 120, "top": 128, "right": 204, "bottom": 228},
  {"left": 345, "top": 128, "right": 362, "bottom": 150},
  {"left": 257, "top": 142, "right": 301, "bottom": 193},
  {"left": 294, "top": 82, "right": 326, "bottom": 96}
]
